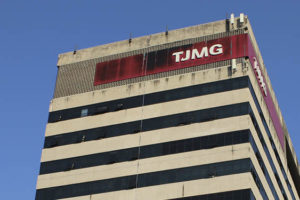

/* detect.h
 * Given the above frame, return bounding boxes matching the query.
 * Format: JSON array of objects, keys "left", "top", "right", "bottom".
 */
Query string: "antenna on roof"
[
  {"left": 240, "top": 13, "right": 245, "bottom": 24},
  {"left": 73, "top": 45, "right": 77, "bottom": 55},
  {"left": 230, "top": 13, "right": 235, "bottom": 30},
  {"left": 129, "top": 33, "right": 132, "bottom": 44},
  {"left": 230, "top": 13, "right": 235, "bottom": 25},
  {"left": 225, "top": 13, "right": 230, "bottom": 32},
  {"left": 165, "top": 25, "right": 168, "bottom": 36}
]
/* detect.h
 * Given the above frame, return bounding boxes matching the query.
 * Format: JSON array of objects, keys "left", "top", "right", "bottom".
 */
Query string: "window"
[{"left": 80, "top": 109, "right": 88, "bottom": 117}]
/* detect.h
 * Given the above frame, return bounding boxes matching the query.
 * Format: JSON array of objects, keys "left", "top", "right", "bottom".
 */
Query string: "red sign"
[
  {"left": 247, "top": 38, "right": 285, "bottom": 150},
  {"left": 94, "top": 34, "right": 248, "bottom": 85}
]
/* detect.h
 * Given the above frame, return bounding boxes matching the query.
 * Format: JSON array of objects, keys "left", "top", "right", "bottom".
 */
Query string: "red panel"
[
  {"left": 247, "top": 35, "right": 285, "bottom": 150},
  {"left": 94, "top": 54, "right": 144, "bottom": 85},
  {"left": 94, "top": 34, "right": 248, "bottom": 85},
  {"left": 232, "top": 34, "right": 248, "bottom": 58},
  {"left": 119, "top": 54, "right": 145, "bottom": 80},
  {"left": 94, "top": 61, "right": 109, "bottom": 84}
]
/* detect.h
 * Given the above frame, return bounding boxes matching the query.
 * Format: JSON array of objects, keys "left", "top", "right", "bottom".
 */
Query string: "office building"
[{"left": 36, "top": 14, "right": 300, "bottom": 200}]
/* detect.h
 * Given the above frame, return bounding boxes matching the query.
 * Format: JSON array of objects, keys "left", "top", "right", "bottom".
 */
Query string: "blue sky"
[{"left": 0, "top": 0, "right": 299, "bottom": 199}]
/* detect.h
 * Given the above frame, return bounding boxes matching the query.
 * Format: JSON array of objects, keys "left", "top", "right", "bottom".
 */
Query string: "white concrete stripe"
[{"left": 41, "top": 115, "right": 251, "bottom": 162}]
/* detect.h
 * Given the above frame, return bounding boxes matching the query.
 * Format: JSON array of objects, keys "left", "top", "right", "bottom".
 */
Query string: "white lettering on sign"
[
  {"left": 172, "top": 44, "right": 223, "bottom": 63},
  {"left": 253, "top": 57, "right": 267, "bottom": 96}
]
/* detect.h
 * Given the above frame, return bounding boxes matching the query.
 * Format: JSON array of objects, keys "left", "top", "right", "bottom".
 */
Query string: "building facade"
[{"left": 36, "top": 15, "right": 300, "bottom": 200}]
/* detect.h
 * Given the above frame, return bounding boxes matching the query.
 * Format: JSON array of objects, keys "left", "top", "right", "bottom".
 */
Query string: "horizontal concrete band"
[
  {"left": 59, "top": 189, "right": 255, "bottom": 200},
  {"left": 57, "top": 174, "right": 260, "bottom": 200},
  {"left": 36, "top": 158, "right": 256, "bottom": 200}
]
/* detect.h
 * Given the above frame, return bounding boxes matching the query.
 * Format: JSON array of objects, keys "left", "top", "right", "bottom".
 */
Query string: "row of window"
[
  {"left": 48, "top": 76, "right": 249, "bottom": 123},
  {"left": 40, "top": 129, "right": 250, "bottom": 174},
  {"left": 36, "top": 159, "right": 259, "bottom": 200},
  {"left": 171, "top": 189, "right": 255, "bottom": 200},
  {"left": 44, "top": 102, "right": 250, "bottom": 148}
]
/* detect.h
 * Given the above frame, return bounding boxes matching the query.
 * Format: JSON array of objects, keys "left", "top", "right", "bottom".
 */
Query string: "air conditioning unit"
[
  {"left": 232, "top": 59, "right": 237, "bottom": 73},
  {"left": 230, "top": 13, "right": 235, "bottom": 25},
  {"left": 240, "top": 13, "right": 245, "bottom": 23}
]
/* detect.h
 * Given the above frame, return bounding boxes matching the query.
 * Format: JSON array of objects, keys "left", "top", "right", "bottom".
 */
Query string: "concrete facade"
[{"left": 36, "top": 15, "right": 300, "bottom": 200}]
